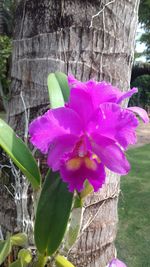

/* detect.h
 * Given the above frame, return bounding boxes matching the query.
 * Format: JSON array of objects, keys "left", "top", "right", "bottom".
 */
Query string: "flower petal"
[
  {"left": 127, "top": 106, "right": 149, "bottom": 123},
  {"left": 68, "top": 75, "right": 122, "bottom": 107},
  {"left": 117, "top": 87, "right": 138, "bottom": 104},
  {"left": 87, "top": 163, "right": 105, "bottom": 192},
  {"left": 91, "top": 133, "right": 130, "bottom": 175},
  {"left": 60, "top": 156, "right": 105, "bottom": 192},
  {"left": 88, "top": 103, "right": 138, "bottom": 149},
  {"left": 68, "top": 88, "right": 94, "bottom": 125},
  {"left": 29, "top": 107, "right": 83, "bottom": 154},
  {"left": 108, "top": 258, "right": 127, "bottom": 267},
  {"left": 47, "top": 134, "right": 79, "bottom": 171},
  {"left": 68, "top": 74, "right": 87, "bottom": 90},
  {"left": 68, "top": 75, "right": 138, "bottom": 107},
  {"left": 88, "top": 82, "right": 122, "bottom": 107}
]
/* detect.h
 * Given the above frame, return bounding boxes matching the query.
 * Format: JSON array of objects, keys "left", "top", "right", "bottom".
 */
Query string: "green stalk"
[
  {"left": 34, "top": 253, "right": 48, "bottom": 267},
  {"left": 55, "top": 254, "right": 75, "bottom": 267}
]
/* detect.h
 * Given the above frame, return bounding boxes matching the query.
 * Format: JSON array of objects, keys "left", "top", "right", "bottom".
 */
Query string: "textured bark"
[
  {"left": 131, "top": 62, "right": 150, "bottom": 82},
  {"left": 0, "top": 0, "right": 140, "bottom": 266}
]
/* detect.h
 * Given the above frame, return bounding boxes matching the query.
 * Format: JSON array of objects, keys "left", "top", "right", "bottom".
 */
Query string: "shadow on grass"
[{"left": 116, "top": 144, "right": 150, "bottom": 267}]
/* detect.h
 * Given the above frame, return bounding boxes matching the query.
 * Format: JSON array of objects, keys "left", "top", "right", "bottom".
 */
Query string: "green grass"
[{"left": 116, "top": 144, "right": 150, "bottom": 267}]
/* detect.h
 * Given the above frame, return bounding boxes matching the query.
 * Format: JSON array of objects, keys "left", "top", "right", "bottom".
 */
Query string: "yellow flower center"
[
  {"left": 66, "top": 154, "right": 100, "bottom": 171},
  {"left": 84, "top": 157, "right": 97, "bottom": 170},
  {"left": 66, "top": 158, "right": 82, "bottom": 170}
]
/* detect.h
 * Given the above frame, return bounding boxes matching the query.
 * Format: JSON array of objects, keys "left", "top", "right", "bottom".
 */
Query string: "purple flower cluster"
[{"left": 29, "top": 75, "right": 149, "bottom": 192}]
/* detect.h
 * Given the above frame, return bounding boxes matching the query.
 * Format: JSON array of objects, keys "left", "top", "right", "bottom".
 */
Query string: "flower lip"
[
  {"left": 66, "top": 157, "right": 82, "bottom": 171},
  {"left": 60, "top": 151, "right": 105, "bottom": 192},
  {"left": 65, "top": 155, "right": 99, "bottom": 172}
]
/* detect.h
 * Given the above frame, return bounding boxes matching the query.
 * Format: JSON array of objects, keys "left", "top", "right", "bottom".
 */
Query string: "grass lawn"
[{"left": 116, "top": 144, "right": 150, "bottom": 267}]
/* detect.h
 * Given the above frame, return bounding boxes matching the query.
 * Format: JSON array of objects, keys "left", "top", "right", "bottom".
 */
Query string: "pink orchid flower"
[{"left": 29, "top": 75, "right": 149, "bottom": 192}]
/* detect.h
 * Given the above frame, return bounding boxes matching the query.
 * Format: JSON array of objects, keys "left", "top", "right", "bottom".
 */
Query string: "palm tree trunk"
[{"left": 1, "top": 0, "right": 140, "bottom": 266}]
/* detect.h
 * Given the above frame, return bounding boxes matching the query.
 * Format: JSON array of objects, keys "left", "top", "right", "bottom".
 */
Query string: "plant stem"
[{"left": 34, "top": 254, "right": 48, "bottom": 267}]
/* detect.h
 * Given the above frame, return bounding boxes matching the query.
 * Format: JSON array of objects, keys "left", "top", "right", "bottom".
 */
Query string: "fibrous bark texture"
[{"left": 1, "top": 0, "right": 140, "bottom": 266}]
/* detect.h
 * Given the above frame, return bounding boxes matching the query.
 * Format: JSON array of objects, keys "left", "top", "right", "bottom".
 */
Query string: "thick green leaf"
[
  {"left": 55, "top": 255, "right": 75, "bottom": 267},
  {"left": 47, "top": 72, "right": 70, "bottom": 108},
  {"left": 0, "top": 119, "right": 41, "bottom": 189},
  {"left": 55, "top": 72, "right": 70, "bottom": 102},
  {"left": 11, "top": 233, "right": 28, "bottom": 247},
  {"left": 34, "top": 171, "right": 73, "bottom": 255},
  {"left": 0, "top": 238, "right": 12, "bottom": 265},
  {"left": 47, "top": 73, "right": 65, "bottom": 108}
]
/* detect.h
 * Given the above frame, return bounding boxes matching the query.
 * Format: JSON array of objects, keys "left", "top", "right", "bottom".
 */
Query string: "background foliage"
[
  {"left": 129, "top": 75, "right": 150, "bottom": 109},
  {"left": 0, "top": 35, "right": 11, "bottom": 90},
  {"left": 139, "top": 0, "right": 150, "bottom": 61}
]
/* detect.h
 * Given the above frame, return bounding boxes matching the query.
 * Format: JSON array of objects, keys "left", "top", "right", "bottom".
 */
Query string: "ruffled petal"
[
  {"left": 29, "top": 107, "right": 83, "bottom": 154},
  {"left": 68, "top": 75, "right": 122, "bottom": 107},
  {"left": 87, "top": 163, "right": 105, "bottom": 191},
  {"left": 91, "top": 133, "right": 130, "bottom": 175},
  {"left": 60, "top": 156, "right": 105, "bottom": 192},
  {"left": 127, "top": 106, "right": 149, "bottom": 123},
  {"left": 68, "top": 75, "right": 138, "bottom": 108},
  {"left": 88, "top": 103, "right": 138, "bottom": 149},
  {"left": 68, "top": 74, "right": 87, "bottom": 90},
  {"left": 47, "top": 134, "right": 79, "bottom": 171},
  {"left": 117, "top": 87, "right": 138, "bottom": 104},
  {"left": 88, "top": 82, "right": 122, "bottom": 107},
  {"left": 68, "top": 88, "right": 94, "bottom": 126}
]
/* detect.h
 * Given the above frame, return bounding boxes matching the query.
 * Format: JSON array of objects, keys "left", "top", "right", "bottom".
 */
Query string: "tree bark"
[{"left": 1, "top": 0, "right": 140, "bottom": 266}]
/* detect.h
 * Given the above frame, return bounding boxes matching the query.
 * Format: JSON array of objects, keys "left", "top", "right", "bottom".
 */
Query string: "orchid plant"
[{"left": 0, "top": 72, "right": 149, "bottom": 266}]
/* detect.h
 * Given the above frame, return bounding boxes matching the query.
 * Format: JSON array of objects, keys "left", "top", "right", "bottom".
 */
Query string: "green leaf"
[
  {"left": 55, "top": 255, "right": 75, "bottom": 267},
  {"left": 47, "top": 72, "right": 70, "bottom": 108},
  {"left": 0, "top": 119, "right": 41, "bottom": 189},
  {"left": 34, "top": 171, "right": 73, "bottom": 255},
  {"left": 0, "top": 238, "right": 12, "bottom": 265},
  {"left": 55, "top": 72, "right": 70, "bottom": 102},
  {"left": 47, "top": 73, "right": 65, "bottom": 108},
  {"left": 11, "top": 233, "right": 28, "bottom": 247}
]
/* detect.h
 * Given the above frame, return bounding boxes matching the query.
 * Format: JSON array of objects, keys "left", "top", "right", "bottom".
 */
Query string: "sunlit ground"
[{"left": 116, "top": 144, "right": 150, "bottom": 267}]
